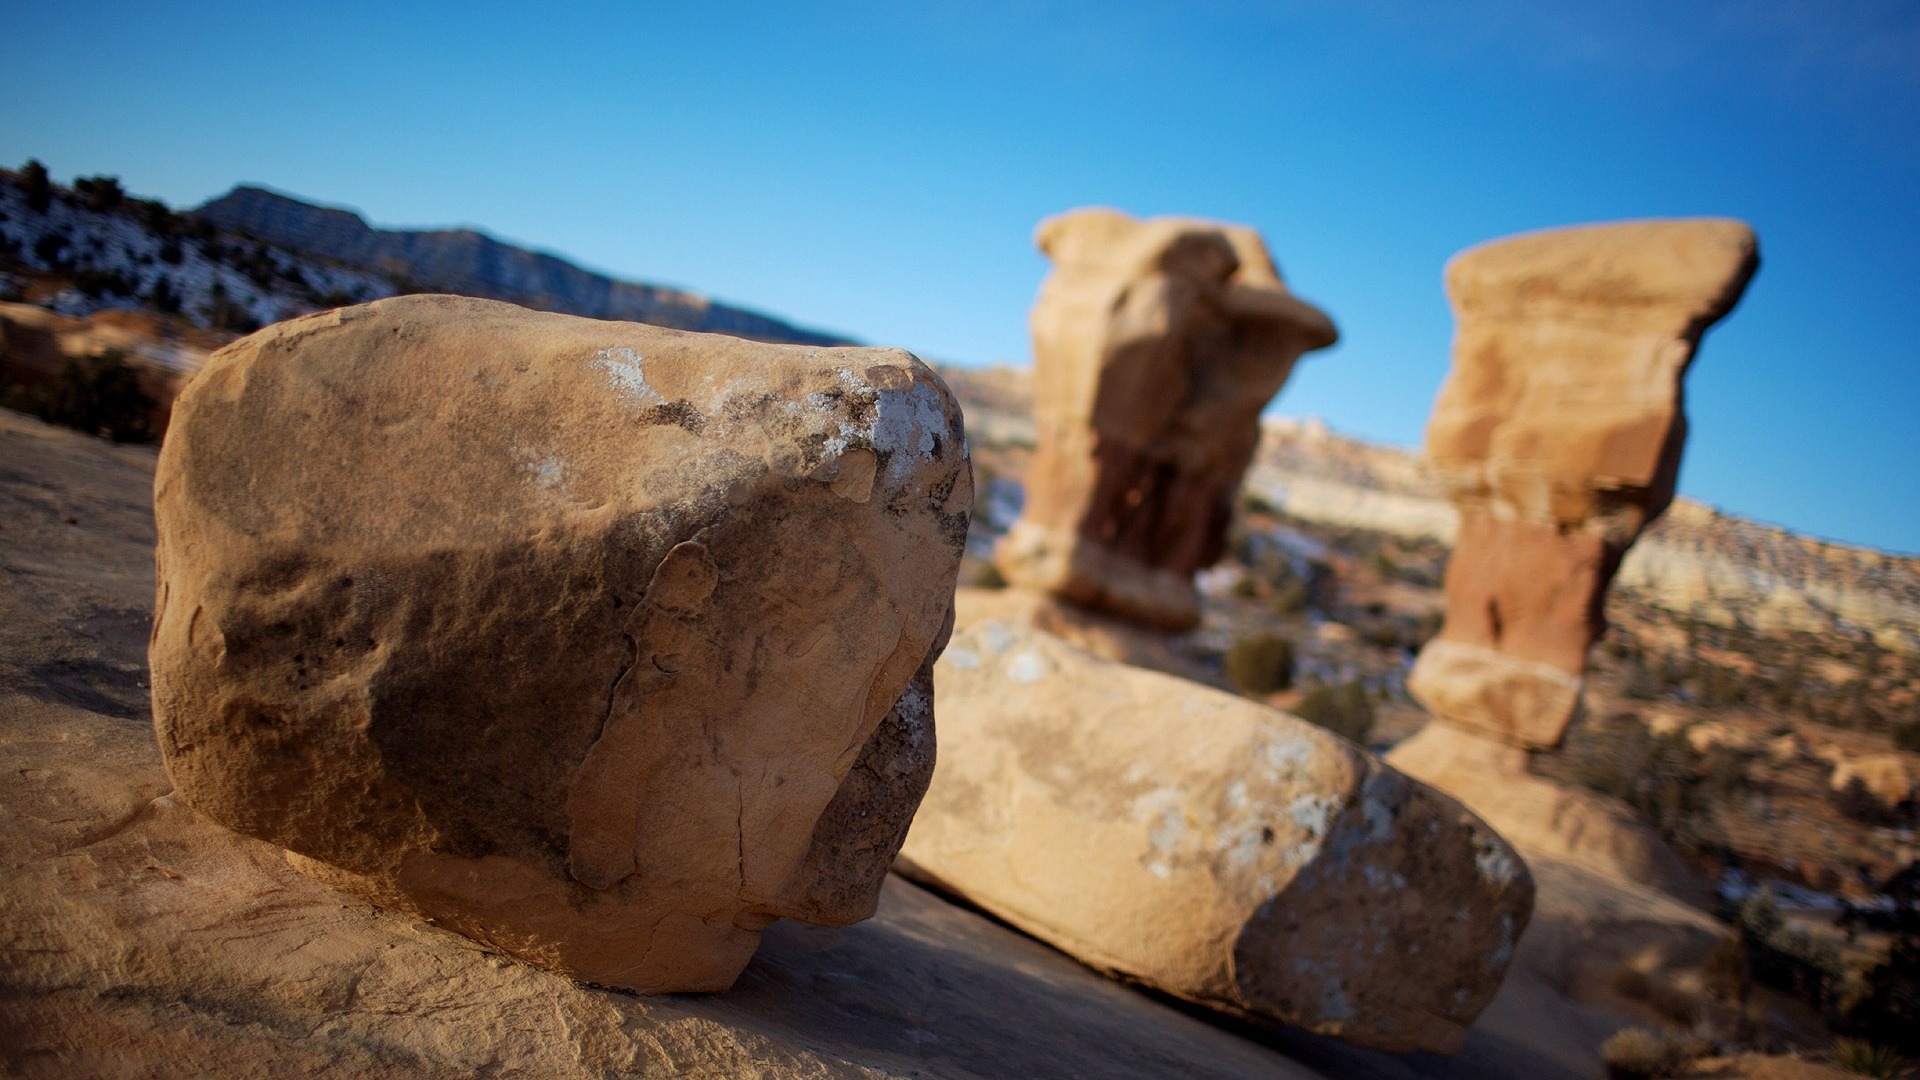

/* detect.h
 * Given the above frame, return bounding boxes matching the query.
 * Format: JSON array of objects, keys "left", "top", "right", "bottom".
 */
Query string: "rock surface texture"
[
  {"left": 147, "top": 295, "right": 971, "bottom": 993},
  {"left": 898, "top": 621, "right": 1534, "bottom": 1054},
  {"left": 1408, "top": 219, "right": 1758, "bottom": 747},
  {"left": 993, "top": 208, "right": 1337, "bottom": 630}
]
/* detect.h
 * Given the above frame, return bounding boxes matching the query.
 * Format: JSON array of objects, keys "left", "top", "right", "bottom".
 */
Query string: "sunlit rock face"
[
  {"left": 994, "top": 207, "right": 1337, "bottom": 630},
  {"left": 899, "top": 621, "right": 1534, "bottom": 1055},
  {"left": 150, "top": 295, "right": 971, "bottom": 992},
  {"left": 1408, "top": 219, "right": 1758, "bottom": 748}
]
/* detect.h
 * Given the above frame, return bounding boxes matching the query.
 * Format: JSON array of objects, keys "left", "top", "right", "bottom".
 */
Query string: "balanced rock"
[
  {"left": 993, "top": 208, "right": 1337, "bottom": 630},
  {"left": 898, "top": 621, "right": 1533, "bottom": 1054},
  {"left": 1409, "top": 219, "right": 1758, "bottom": 747},
  {"left": 150, "top": 295, "right": 971, "bottom": 993}
]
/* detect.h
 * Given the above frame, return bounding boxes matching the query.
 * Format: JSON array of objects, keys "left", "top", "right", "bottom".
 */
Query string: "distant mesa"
[
  {"left": 194, "top": 185, "right": 850, "bottom": 346},
  {"left": 1406, "top": 217, "right": 1759, "bottom": 750},
  {"left": 994, "top": 207, "right": 1337, "bottom": 630},
  {"left": 150, "top": 295, "right": 969, "bottom": 992}
]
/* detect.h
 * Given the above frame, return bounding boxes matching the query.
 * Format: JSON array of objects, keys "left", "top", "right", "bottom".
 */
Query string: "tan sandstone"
[
  {"left": 1828, "top": 752, "right": 1918, "bottom": 812},
  {"left": 993, "top": 207, "right": 1337, "bottom": 630},
  {"left": 148, "top": 295, "right": 971, "bottom": 993},
  {"left": 1409, "top": 219, "right": 1758, "bottom": 747},
  {"left": 899, "top": 620, "right": 1533, "bottom": 1054}
]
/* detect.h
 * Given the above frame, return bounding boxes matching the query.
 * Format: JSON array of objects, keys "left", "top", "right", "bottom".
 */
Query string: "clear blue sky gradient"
[{"left": 6, "top": 1, "right": 1916, "bottom": 552}]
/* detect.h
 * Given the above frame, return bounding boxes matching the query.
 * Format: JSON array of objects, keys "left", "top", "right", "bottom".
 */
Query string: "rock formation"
[
  {"left": 1407, "top": 219, "right": 1758, "bottom": 748},
  {"left": 993, "top": 208, "right": 1337, "bottom": 630},
  {"left": 148, "top": 295, "right": 971, "bottom": 993},
  {"left": 898, "top": 620, "right": 1533, "bottom": 1054}
]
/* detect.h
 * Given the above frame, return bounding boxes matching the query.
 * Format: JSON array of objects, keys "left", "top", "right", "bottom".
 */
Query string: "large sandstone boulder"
[
  {"left": 994, "top": 208, "right": 1337, "bottom": 630},
  {"left": 898, "top": 620, "right": 1534, "bottom": 1054},
  {"left": 149, "top": 295, "right": 972, "bottom": 993},
  {"left": 1409, "top": 219, "right": 1758, "bottom": 747}
]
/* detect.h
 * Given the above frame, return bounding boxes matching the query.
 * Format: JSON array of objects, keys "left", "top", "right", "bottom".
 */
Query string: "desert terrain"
[{"left": 4, "top": 168, "right": 1913, "bottom": 1078}]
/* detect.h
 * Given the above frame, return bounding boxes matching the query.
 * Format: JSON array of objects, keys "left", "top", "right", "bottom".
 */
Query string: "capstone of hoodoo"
[
  {"left": 149, "top": 295, "right": 971, "bottom": 993},
  {"left": 897, "top": 621, "right": 1533, "bottom": 1054},
  {"left": 1408, "top": 219, "right": 1758, "bottom": 748},
  {"left": 993, "top": 208, "right": 1337, "bottom": 630}
]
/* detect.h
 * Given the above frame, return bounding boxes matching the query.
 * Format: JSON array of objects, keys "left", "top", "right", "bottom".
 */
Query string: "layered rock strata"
[
  {"left": 1408, "top": 219, "right": 1758, "bottom": 747},
  {"left": 149, "top": 294, "right": 971, "bottom": 993},
  {"left": 898, "top": 620, "right": 1534, "bottom": 1054},
  {"left": 994, "top": 208, "right": 1337, "bottom": 630}
]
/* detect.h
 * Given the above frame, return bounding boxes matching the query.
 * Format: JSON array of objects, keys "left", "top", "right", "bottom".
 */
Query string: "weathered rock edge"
[
  {"left": 149, "top": 294, "right": 972, "bottom": 993},
  {"left": 899, "top": 621, "right": 1535, "bottom": 1054}
]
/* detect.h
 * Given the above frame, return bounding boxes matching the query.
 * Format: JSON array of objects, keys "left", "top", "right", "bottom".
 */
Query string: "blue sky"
[{"left": 5, "top": 1, "right": 1916, "bottom": 552}]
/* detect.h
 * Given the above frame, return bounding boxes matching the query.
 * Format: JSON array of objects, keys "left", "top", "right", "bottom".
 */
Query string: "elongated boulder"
[
  {"left": 897, "top": 621, "right": 1533, "bottom": 1054},
  {"left": 1409, "top": 219, "right": 1758, "bottom": 747},
  {"left": 150, "top": 294, "right": 972, "bottom": 993},
  {"left": 993, "top": 208, "right": 1337, "bottom": 630}
]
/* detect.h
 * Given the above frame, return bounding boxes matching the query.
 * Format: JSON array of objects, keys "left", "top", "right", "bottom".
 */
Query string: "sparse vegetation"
[
  {"left": 1826, "top": 1038, "right": 1913, "bottom": 1079},
  {"left": 1294, "top": 678, "right": 1374, "bottom": 746},
  {"left": 1, "top": 350, "right": 158, "bottom": 443},
  {"left": 17, "top": 158, "right": 52, "bottom": 213},
  {"left": 1224, "top": 633, "right": 1294, "bottom": 695},
  {"left": 1601, "top": 1026, "right": 1695, "bottom": 1078}
]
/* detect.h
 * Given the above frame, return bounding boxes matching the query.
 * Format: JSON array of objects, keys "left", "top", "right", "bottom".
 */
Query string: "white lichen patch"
[
  {"left": 1005, "top": 650, "right": 1049, "bottom": 684},
  {"left": 1262, "top": 736, "right": 1313, "bottom": 776},
  {"left": 1475, "top": 840, "right": 1519, "bottom": 888},
  {"left": 978, "top": 622, "right": 1017, "bottom": 655},
  {"left": 590, "top": 346, "right": 663, "bottom": 405},
  {"left": 813, "top": 368, "right": 956, "bottom": 484},
  {"left": 1287, "top": 793, "right": 1339, "bottom": 839},
  {"left": 1133, "top": 787, "right": 1188, "bottom": 879},
  {"left": 1487, "top": 914, "right": 1516, "bottom": 971}
]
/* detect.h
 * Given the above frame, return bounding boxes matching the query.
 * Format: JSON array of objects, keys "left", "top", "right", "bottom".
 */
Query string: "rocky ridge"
[
  {"left": 0, "top": 166, "right": 846, "bottom": 346},
  {"left": 195, "top": 185, "right": 846, "bottom": 344}
]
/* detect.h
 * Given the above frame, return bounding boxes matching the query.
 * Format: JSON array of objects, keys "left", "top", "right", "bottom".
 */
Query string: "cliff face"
[{"left": 194, "top": 186, "right": 847, "bottom": 346}]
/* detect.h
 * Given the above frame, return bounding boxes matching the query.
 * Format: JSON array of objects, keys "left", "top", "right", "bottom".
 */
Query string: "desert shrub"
[
  {"left": 17, "top": 159, "right": 52, "bottom": 213},
  {"left": 1271, "top": 576, "right": 1310, "bottom": 616},
  {"left": 1827, "top": 1038, "right": 1913, "bottom": 1078},
  {"left": 3, "top": 350, "right": 158, "bottom": 443},
  {"left": 1294, "top": 678, "right": 1373, "bottom": 745},
  {"left": 1709, "top": 888, "right": 1846, "bottom": 1026},
  {"left": 955, "top": 555, "right": 1006, "bottom": 590},
  {"left": 1601, "top": 1026, "right": 1687, "bottom": 1078},
  {"left": 147, "top": 275, "right": 181, "bottom": 314},
  {"left": 73, "top": 267, "right": 136, "bottom": 298},
  {"left": 32, "top": 230, "right": 69, "bottom": 268},
  {"left": 1225, "top": 634, "right": 1294, "bottom": 696},
  {"left": 1694, "top": 663, "right": 1750, "bottom": 708},
  {"left": 1569, "top": 719, "right": 1713, "bottom": 853},
  {"left": 1894, "top": 722, "right": 1920, "bottom": 754},
  {"left": 1843, "top": 926, "right": 1920, "bottom": 1055},
  {"left": 72, "top": 174, "right": 125, "bottom": 212}
]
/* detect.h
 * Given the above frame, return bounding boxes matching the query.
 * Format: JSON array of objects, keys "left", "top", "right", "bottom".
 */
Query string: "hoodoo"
[
  {"left": 994, "top": 208, "right": 1337, "bottom": 630},
  {"left": 1407, "top": 219, "right": 1758, "bottom": 748}
]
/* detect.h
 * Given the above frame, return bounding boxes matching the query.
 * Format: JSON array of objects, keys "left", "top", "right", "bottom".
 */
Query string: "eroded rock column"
[
  {"left": 993, "top": 208, "right": 1337, "bottom": 630},
  {"left": 150, "top": 294, "right": 972, "bottom": 993},
  {"left": 1407, "top": 219, "right": 1758, "bottom": 748}
]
